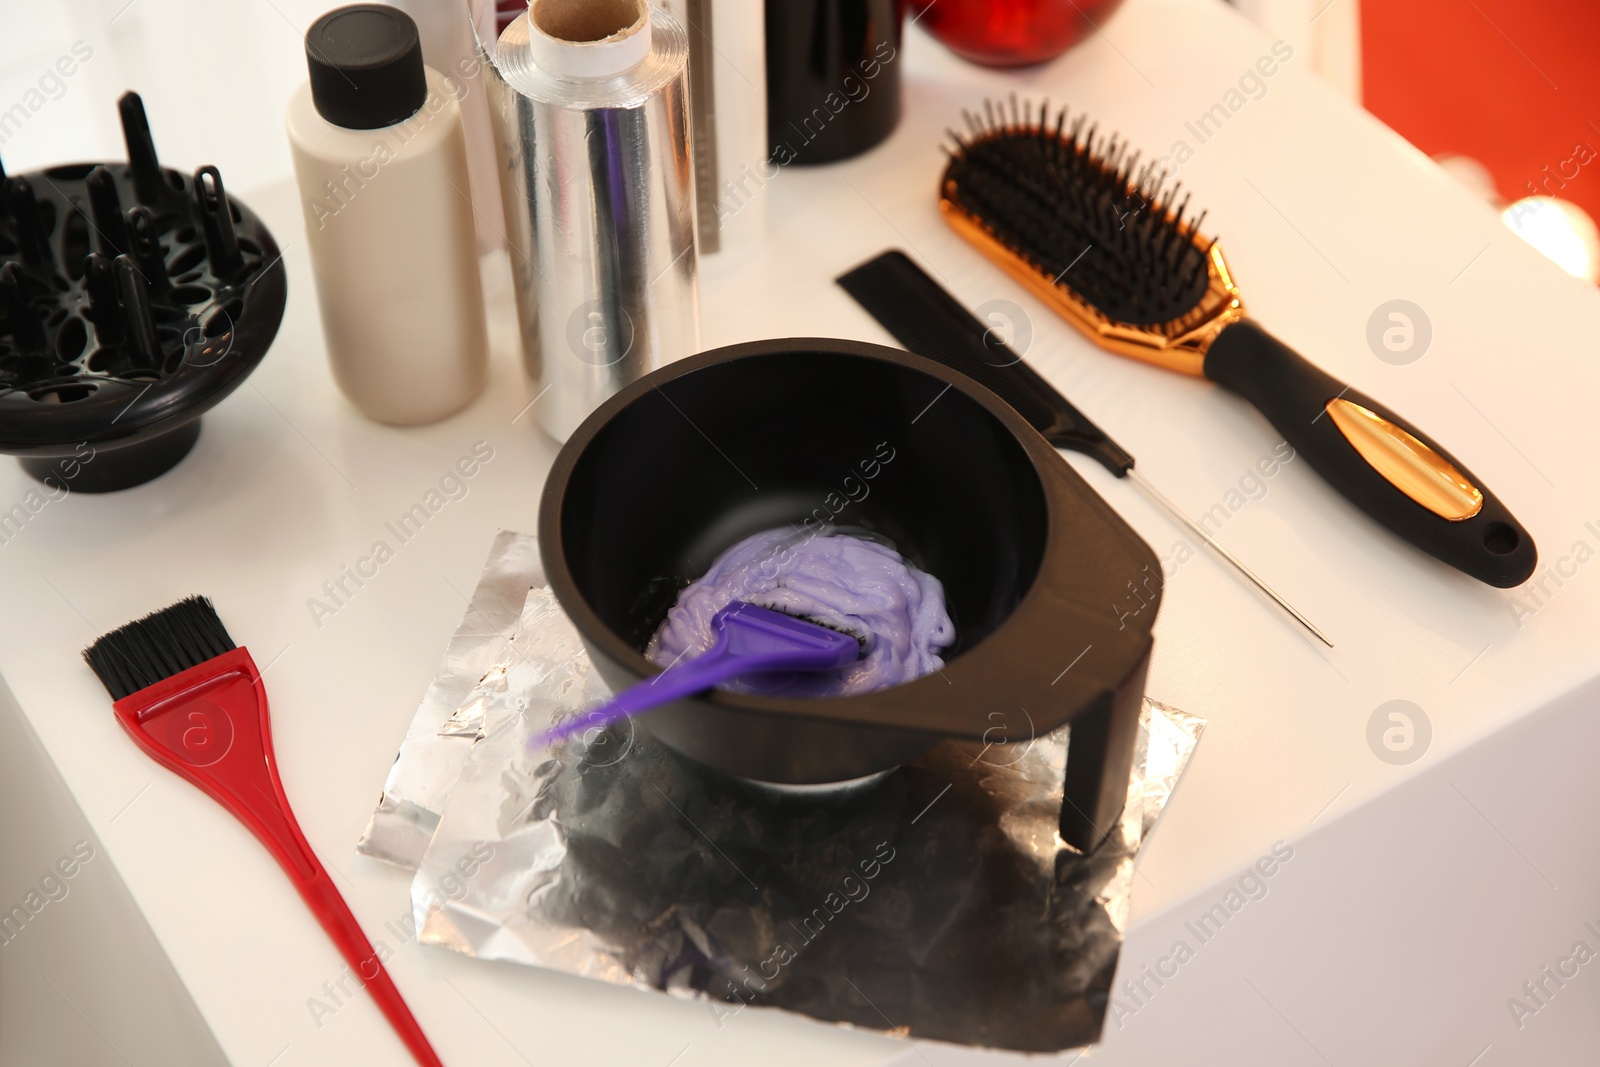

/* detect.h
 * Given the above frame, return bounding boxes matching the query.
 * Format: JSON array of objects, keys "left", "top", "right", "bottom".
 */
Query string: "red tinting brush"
[{"left": 83, "top": 596, "right": 444, "bottom": 1067}]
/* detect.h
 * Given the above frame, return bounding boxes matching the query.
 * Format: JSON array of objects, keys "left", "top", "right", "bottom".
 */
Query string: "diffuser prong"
[
  {"left": 7, "top": 178, "right": 52, "bottom": 271},
  {"left": 127, "top": 207, "right": 170, "bottom": 294},
  {"left": 193, "top": 165, "right": 242, "bottom": 281},
  {"left": 114, "top": 254, "right": 161, "bottom": 369},
  {"left": 1, "top": 262, "right": 46, "bottom": 352},
  {"left": 84, "top": 252, "right": 123, "bottom": 345},
  {"left": 118, "top": 91, "right": 165, "bottom": 205},
  {"left": 87, "top": 166, "right": 131, "bottom": 259}
]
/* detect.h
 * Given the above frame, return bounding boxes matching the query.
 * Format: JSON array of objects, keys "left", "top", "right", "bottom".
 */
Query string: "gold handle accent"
[{"left": 1324, "top": 398, "right": 1484, "bottom": 521}]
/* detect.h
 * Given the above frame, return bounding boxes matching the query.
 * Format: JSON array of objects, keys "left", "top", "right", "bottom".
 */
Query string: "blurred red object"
[
  {"left": 496, "top": 0, "right": 522, "bottom": 36},
  {"left": 1363, "top": 0, "right": 1600, "bottom": 226},
  {"left": 909, "top": 0, "right": 1125, "bottom": 67}
]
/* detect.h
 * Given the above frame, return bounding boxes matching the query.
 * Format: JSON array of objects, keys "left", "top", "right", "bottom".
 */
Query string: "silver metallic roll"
[{"left": 477, "top": 0, "right": 700, "bottom": 441}]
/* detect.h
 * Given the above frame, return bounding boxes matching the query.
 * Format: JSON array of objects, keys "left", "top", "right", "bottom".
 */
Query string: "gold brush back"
[{"left": 938, "top": 191, "right": 1245, "bottom": 378}]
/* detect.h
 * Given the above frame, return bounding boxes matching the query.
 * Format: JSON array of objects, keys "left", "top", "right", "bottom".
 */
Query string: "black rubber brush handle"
[{"left": 1204, "top": 319, "right": 1537, "bottom": 588}]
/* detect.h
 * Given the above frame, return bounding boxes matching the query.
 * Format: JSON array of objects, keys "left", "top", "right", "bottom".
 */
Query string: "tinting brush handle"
[
  {"left": 535, "top": 602, "right": 862, "bottom": 747},
  {"left": 112, "top": 648, "right": 445, "bottom": 1067},
  {"left": 1204, "top": 319, "right": 1537, "bottom": 588}
]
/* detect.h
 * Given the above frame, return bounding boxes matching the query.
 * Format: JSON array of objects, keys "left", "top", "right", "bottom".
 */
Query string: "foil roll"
[{"left": 476, "top": 2, "right": 700, "bottom": 442}]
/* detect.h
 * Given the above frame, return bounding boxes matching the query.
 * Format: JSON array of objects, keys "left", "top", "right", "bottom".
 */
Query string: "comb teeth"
[
  {"left": 942, "top": 96, "right": 1215, "bottom": 328},
  {"left": 82, "top": 595, "right": 237, "bottom": 701}
]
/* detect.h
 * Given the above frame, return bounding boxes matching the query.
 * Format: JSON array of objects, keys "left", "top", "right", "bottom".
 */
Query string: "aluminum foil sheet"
[
  {"left": 357, "top": 530, "right": 543, "bottom": 868},
  {"left": 411, "top": 574, "right": 1205, "bottom": 1054},
  {"left": 476, "top": 2, "right": 700, "bottom": 442}
]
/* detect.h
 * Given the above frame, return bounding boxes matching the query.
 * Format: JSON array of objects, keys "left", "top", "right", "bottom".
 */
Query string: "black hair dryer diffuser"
[{"left": 0, "top": 91, "right": 286, "bottom": 492}]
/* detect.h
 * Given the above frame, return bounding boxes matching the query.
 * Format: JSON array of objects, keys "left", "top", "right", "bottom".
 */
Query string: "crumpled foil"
[
  {"left": 357, "top": 530, "right": 543, "bottom": 868},
  {"left": 405, "top": 544, "right": 1205, "bottom": 1053}
]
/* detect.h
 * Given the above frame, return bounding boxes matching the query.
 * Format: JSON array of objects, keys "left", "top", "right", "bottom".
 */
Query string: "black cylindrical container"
[{"left": 765, "top": 0, "right": 905, "bottom": 165}]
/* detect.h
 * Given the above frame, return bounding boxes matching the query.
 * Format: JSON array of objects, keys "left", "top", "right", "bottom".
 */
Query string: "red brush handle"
[{"left": 112, "top": 648, "right": 444, "bottom": 1067}]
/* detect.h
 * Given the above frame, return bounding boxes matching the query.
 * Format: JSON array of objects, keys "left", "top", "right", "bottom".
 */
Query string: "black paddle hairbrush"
[{"left": 940, "top": 96, "right": 1536, "bottom": 589}]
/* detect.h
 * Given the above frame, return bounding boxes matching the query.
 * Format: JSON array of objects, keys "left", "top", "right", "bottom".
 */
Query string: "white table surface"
[{"left": 2, "top": 0, "right": 1598, "bottom": 1064}]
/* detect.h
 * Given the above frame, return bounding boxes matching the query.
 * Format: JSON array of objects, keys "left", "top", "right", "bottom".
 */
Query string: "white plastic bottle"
[{"left": 285, "top": 4, "right": 487, "bottom": 425}]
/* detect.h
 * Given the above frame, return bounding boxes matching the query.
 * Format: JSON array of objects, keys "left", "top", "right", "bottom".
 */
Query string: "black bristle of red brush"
[
  {"left": 943, "top": 97, "right": 1215, "bottom": 328},
  {"left": 83, "top": 596, "right": 237, "bottom": 701}
]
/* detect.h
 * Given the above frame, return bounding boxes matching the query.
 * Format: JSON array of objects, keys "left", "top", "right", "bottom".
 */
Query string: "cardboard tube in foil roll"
[{"left": 475, "top": 0, "right": 700, "bottom": 442}]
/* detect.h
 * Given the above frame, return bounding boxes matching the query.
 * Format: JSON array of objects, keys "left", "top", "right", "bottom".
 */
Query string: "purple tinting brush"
[{"left": 533, "top": 601, "right": 864, "bottom": 748}]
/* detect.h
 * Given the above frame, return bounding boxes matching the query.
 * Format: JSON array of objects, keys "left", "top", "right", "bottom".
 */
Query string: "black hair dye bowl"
[{"left": 539, "top": 338, "right": 1160, "bottom": 841}]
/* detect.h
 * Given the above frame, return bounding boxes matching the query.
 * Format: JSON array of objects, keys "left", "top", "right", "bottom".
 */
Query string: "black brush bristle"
[
  {"left": 942, "top": 97, "right": 1214, "bottom": 328},
  {"left": 82, "top": 595, "right": 236, "bottom": 700},
  {"left": 753, "top": 601, "right": 870, "bottom": 656}
]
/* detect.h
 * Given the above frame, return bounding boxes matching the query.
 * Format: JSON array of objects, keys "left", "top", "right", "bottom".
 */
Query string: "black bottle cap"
[{"left": 305, "top": 4, "right": 427, "bottom": 130}]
